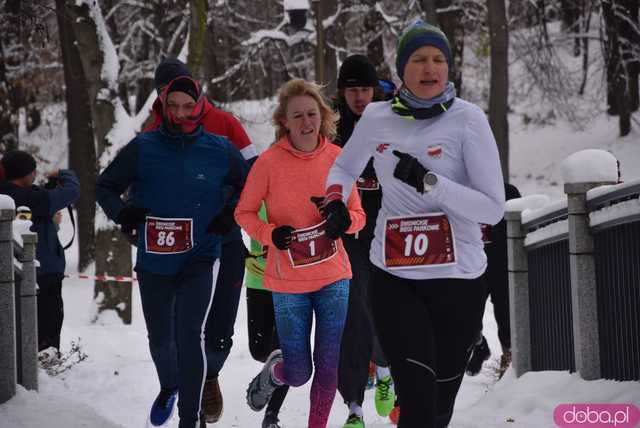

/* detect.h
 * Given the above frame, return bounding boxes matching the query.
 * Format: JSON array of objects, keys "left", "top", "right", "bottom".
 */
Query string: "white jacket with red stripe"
[{"left": 326, "top": 98, "right": 505, "bottom": 280}]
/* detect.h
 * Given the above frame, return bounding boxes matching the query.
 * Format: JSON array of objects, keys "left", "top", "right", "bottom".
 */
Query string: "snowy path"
[{"left": 2, "top": 259, "right": 639, "bottom": 428}]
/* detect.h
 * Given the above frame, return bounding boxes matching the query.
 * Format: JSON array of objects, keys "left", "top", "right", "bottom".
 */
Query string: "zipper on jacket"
[{"left": 274, "top": 251, "right": 283, "bottom": 279}]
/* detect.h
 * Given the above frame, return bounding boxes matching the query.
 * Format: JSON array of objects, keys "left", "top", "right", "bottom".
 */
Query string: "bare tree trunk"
[
  {"left": 323, "top": 0, "right": 338, "bottom": 95},
  {"left": 314, "top": 0, "right": 326, "bottom": 85},
  {"left": 55, "top": 0, "right": 97, "bottom": 273},
  {"left": 0, "top": 38, "right": 19, "bottom": 153},
  {"left": 364, "top": 6, "right": 391, "bottom": 80},
  {"left": 420, "top": 0, "right": 439, "bottom": 24},
  {"left": 65, "top": 0, "right": 132, "bottom": 324},
  {"left": 578, "top": 6, "right": 593, "bottom": 95},
  {"left": 188, "top": 0, "right": 208, "bottom": 79},
  {"left": 488, "top": 0, "right": 510, "bottom": 180},
  {"left": 437, "top": 7, "right": 465, "bottom": 96},
  {"left": 603, "top": 0, "right": 632, "bottom": 136}
]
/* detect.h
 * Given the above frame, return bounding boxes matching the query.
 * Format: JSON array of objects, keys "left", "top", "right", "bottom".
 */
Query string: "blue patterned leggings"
[{"left": 271, "top": 279, "right": 349, "bottom": 428}]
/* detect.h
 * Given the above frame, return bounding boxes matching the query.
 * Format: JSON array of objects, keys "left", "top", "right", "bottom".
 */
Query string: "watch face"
[{"left": 425, "top": 173, "right": 438, "bottom": 186}]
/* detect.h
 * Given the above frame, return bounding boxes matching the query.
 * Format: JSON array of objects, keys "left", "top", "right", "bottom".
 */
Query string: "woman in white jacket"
[{"left": 324, "top": 20, "right": 505, "bottom": 428}]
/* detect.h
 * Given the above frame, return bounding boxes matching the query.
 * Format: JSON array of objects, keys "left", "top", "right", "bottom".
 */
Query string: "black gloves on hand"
[
  {"left": 324, "top": 199, "right": 351, "bottom": 240},
  {"left": 310, "top": 196, "right": 326, "bottom": 217},
  {"left": 207, "top": 205, "right": 236, "bottom": 235},
  {"left": 393, "top": 150, "right": 428, "bottom": 193},
  {"left": 272, "top": 225, "right": 295, "bottom": 250},
  {"left": 117, "top": 205, "right": 149, "bottom": 233}
]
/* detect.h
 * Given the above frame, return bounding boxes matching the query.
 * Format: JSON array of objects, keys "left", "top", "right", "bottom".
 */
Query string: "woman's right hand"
[{"left": 272, "top": 225, "right": 295, "bottom": 250}]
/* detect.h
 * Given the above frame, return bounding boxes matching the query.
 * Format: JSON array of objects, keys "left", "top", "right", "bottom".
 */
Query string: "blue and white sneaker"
[{"left": 149, "top": 387, "right": 178, "bottom": 426}]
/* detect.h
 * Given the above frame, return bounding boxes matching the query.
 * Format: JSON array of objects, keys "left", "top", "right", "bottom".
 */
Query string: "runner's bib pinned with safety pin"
[
  {"left": 287, "top": 221, "right": 337, "bottom": 268},
  {"left": 145, "top": 216, "right": 194, "bottom": 254},
  {"left": 356, "top": 177, "right": 379, "bottom": 191},
  {"left": 383, "top": 213, "right": 456, "bottom": 269}
]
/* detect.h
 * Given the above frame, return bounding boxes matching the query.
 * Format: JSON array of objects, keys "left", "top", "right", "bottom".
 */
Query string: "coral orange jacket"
[{"left": 235, "top": 136, "right": 365, "bottom": 293}]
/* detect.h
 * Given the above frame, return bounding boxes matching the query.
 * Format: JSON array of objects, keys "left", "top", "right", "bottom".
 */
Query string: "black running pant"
[
  {"left": 37, "top": 273, "right": 65, "bottom": 351},
  {"left": 246, "top": 287, "right": 289, "bottom": 415},
  {"left": 338, "top": 236, "right": 387, "bottom": 406},
  {"left": 371, "top": 267, "right": 486, "bottom": 428}
]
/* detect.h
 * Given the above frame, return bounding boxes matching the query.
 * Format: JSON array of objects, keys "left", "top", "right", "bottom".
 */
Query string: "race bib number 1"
[
  {"left": 384, "top": 213, "right": 456, "bottom": 269},
  {"left": 145, "top": 217, "right": 194, "bottom": 254},
  {"left": 287, "top": 221, "right": 337, "bottom": 268}
]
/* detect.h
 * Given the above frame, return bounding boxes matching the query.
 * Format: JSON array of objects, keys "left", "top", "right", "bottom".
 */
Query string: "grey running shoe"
[{"left": 246, "top": 349, "right": 283, "bottom": 411}]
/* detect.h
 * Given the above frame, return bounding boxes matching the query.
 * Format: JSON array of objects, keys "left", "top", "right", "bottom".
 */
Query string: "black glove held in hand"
[
  {"left": 393, "top": 150, "right": 428, "bottom": 193},
  {"left": 324, "top": 199, "right": 351, "bottom": 240},
  {"left": 272, "top": 225, "right": 295, "bottom": 250},
  {"left": 207, "top": 205, "right": 236, "bottom": 235},
  {"left": 117, "top": 205, "right": 149, "bottom": 233},
  {"left": 310, "top": 196, "right": 326, "bottom": 217}
]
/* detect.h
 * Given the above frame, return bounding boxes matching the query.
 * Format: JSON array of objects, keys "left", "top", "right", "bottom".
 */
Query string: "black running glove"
[
  {"left": 310, "top": 196, "right": 326, "bottom": 217},
  {"left": 393, "top": 150, "right": 428, "bottom": 193},
  {"left": 272, "top": 225, "right": 295, "bottom": 250},
  {"left": 324, "top": 200, "right": 351, "bottom": 240},
  {"left": 117, "top": 205, "right": 149, "bottom": 233},
  {"left": 207, "top": 205, "right": 236, "bottom": 235}
]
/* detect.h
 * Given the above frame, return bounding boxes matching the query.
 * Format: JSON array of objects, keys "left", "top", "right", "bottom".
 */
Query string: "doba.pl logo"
[{"left": 554, "top": 404, "right": 640, "bottom": 427}]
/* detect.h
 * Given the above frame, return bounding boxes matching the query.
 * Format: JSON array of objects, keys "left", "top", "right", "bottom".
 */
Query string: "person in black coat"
[
  {"left": 332, "top": 55, "right": 398, "bottom": 428},
  {"left": 0, "top": 150, "right": 80, "bottom": 353},
  {"left": 466, "top": 182, "right": 521, "bottom": 377}
]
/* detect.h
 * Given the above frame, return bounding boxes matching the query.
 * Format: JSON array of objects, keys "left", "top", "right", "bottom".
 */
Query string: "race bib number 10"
[
  {"left": 287, "top": 221, "right": 337, "bottom": 268},
  {"left": 145, "top": 217, "right": 194, "bottom": 254},
  {"left": 384, "top": 213, "right": 456, "bottom": 269}
]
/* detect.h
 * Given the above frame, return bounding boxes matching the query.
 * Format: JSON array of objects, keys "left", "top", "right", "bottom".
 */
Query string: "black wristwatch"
[{"left": 423, "top": 171, "right": 438, "bottom": 192}]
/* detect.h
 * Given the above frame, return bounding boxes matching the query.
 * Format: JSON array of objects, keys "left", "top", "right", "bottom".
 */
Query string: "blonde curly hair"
[{"left": 272, "top": 79, "right": 337, "bottom": 141}]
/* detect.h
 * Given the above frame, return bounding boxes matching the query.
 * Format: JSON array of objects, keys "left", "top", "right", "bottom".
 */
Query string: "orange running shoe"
[{"left": 389, "top": 404, "right": 400, "bottom": 425}]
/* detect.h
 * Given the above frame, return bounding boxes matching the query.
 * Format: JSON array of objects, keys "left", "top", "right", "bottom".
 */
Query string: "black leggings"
[
  {"left": 246, "top": 287, "right": 289, "bottom": 415},
  {"left": 338, "top": 236, "right": 387, "bottom": 406},
  {"left": 370, "top": 267, "right": 487, "bottom": 428}
]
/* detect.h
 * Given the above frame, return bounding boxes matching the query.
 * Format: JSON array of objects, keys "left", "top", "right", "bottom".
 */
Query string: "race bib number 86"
[
  {"left": 384, "top": 213, "right": 456, "bottom": 269},
  {"left": 145, "top": 217, "right": 194, "bottom": 254}
]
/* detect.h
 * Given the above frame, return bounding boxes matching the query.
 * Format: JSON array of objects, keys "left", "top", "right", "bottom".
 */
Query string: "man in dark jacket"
[
  {"left": 96, "top": 76, "right": 248, "bottom": 428},
  {"left": 145, "top": 58, "right": 258, "bottom": 424},
  {"left": 0, "top": 150, "right": 80, "bottom": 353}
]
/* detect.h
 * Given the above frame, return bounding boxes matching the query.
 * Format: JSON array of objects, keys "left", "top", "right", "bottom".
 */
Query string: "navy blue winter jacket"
[
  {"left": 96, "top": 126, "right": 248, "bottom": 275},
  {"left": 0, "top": 170, "right": 80, "bottom": 274}
]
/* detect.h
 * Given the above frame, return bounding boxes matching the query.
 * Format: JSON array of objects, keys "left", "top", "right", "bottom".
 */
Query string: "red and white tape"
[{"left": 64, "top": 274, "right": 138, "bottom": 283}]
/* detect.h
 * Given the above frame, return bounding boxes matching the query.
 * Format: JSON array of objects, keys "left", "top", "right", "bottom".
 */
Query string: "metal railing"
[
  {"left": 522, "top": 202, "right": 575, "bottom": 372},
  {"left": 589, "top": 182, "right": 640, "bottom": 381},
  {"left": 0, "top": 208, "right": 39, "bottom": 404},
  {"left": 507, "top": 177, "right": 640, "bottom": 381}
]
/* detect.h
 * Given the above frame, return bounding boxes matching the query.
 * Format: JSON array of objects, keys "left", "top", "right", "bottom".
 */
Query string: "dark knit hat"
[
  {"left": 396, "top": 20, "right": 452, "bottom": 81},
  {"left": 154, "top": 58, "right": 192, "bottom": 94},
  {"left": 167, "top": 76, "right": 200, "bottom": 102},
  {"left": 338, "top": 55, "right": 379, "bottom": 89},
  {"left": 1, "top": 150, "right": 36, "bottom": 180}
]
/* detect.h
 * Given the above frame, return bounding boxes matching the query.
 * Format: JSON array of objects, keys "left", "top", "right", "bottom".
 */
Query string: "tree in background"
[
  {"left": 602, "top": 0, "right": 639, "bottom": 137},
  {"left": 56, "top": 0, "right": 97, "bottom": 272},
  {"left": 0, "top": 0, "right": 63, "bottom": 154},
  {"left": 488, "top": 0, "right": 510, "bottom": 179}
]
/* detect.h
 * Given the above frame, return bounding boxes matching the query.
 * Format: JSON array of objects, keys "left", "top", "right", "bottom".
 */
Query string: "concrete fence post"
[
  {"left": 506, "top": 210, "right": 531, "bottom": 377},
  {"left": 17, "top": 232, "right": 38, "bottom": 391},
  {"left": 565, "top": 181, "right": 614, "bottom": 380},
  {"left": 0, "top": 208, "right": 17, "bottom": 404}
]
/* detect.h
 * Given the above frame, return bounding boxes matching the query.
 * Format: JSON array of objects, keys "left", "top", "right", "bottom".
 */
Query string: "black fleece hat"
[
  {"left": 1, "top": 150, "right": 36, "bottom": 180},
  {"left": 338, "top": 55, "right": 378, "bottom": 89},
  {"left": 167, "top": 77, "right": 200, "bottom": 102},
  {"left": 154, "top": 58, "right": 192, "bottom": 94}
]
